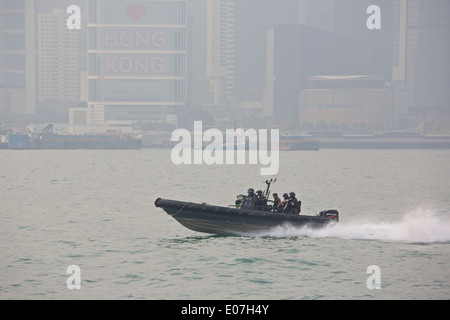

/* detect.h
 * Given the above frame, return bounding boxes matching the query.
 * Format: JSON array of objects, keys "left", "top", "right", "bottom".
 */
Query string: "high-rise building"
[
  {"left": 87, "top": 0, "right": 187, "bottom": 125},
  {"left": 206, "top": 0, "right": 235, "bottom": 108},
  {"left": 186, "top": 0, "right": 209, "bottom": 113},
  {"left": 233, "top": 0, "right": 298, "bottom": 104},
  {"left": 0, "top": 0, "right": 36, "bottom": 115},
  {"left": 297, "top": 0, "right": 335, "bottom": 31},
  {"left": 37, "top": 9, "right": 80, "bottom": 102},
  {"left": 332, "top": 0, "right": 395, "bottom": 82},
  {"left": 405, "top": 0, "right": 450, "bottom": 112},
  {"left": 266, "top": 24, "right": 367, "bottom": 128},
  {"left": 206, "top": 0, "right": 298, "bottom": 122},
  {"left": 311, "top": 0, "right": 450, "bottom": 121},
  {"left": 264, "top": 0, "right": 414, "bottom": 130}
]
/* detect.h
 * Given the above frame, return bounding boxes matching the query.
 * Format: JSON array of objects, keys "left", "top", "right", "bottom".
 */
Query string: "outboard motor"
[{"left": 319, "top": 209, "right": 339, "bottom": 222}]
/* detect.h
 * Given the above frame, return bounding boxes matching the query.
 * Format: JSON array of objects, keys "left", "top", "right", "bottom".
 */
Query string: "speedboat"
[{"left": 155, "top": 180, "right": 338, "bottom": 235}]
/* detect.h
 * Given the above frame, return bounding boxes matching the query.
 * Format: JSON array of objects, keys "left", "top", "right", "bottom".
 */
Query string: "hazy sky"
[{"left": 0, "top": 0, "right": 449, "bottom": 131}]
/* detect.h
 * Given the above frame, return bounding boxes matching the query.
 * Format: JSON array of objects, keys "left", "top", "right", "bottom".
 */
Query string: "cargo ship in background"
[
  {"left": 0, "top": 136, "right": 8, "bottom": 149},
  {"left": 3, "top": 125, "right": 450, "bottom": 150},
  {"left": 306, "top": 131, "right": 450, "bottom": 149},
  {"left": 142, "top": 132, "right": 320, "bottom": 150},
  {"left": 7, "top": 124, "right": 142, "bottom": 150},
  {"left": 279, "top": 135, "right": 320, "bottom": 151}
]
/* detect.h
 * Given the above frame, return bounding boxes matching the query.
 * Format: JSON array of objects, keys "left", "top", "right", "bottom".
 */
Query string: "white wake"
[{"left": 259, "top": 207, "right": 450, "bottom": 244}]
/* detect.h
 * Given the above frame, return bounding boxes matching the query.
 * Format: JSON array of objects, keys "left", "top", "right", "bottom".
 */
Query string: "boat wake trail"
[{"left": 258, "top": 207, "right": 450, "bottom": 244}]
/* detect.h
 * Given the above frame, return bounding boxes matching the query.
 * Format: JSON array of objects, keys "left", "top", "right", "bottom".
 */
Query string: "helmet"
[
  {"left": 283, "top": 193, "right": 289, "bottom": 198},
  {"left": 273, "top": 193, "right": 278, "bottom": 196},
  {"left": 256, "top": 190, "right": 262, "bottom": 195},
  {"left": 289, "top": 192, "right": 296, "bottom": 197},
  {"left": 248, "top": 188, "right": 254, "bottom": 194}
]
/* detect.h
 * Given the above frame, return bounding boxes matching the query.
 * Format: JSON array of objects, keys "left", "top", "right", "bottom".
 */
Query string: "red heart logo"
[{"left": 126, "top": 4, "right": 146, "bottom": 23}]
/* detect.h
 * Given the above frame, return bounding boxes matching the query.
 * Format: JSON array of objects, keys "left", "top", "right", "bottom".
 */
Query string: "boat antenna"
[{"left": 264, "top": 178, "right": 277, "bottom": 198}]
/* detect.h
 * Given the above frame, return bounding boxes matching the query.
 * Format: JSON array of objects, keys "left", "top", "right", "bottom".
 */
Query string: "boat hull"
[{"left": 155, "top": 198, "right": 338, "bottom": 235}]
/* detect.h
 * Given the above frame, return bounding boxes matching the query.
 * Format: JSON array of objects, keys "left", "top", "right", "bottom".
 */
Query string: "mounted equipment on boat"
[{"left": 155, "top": 182, "right": 339, "bottom": 235}]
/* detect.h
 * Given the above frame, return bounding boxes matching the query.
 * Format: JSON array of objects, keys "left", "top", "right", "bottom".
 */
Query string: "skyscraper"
[
  {"left": 405, "top": 0, "right": 450, "bottom": 112},
  {"left": 269, "top": 24, "right": 367, "bottom": 128},
  {"left": 87, "top": 0, "right": 187, "bottom": 125},
  {"left": 0, "top": 0, "right": 36, "bottom": 115},
  {"left": 37, "top": 9, "right": 80, "bottom": 102},
  {"left": 232, "top": 0, "right": 298, "bottom": 104},
  {"left": 206, "top": 0, "right": 298, "bottom": 122},
  {"left": 206, "top": 0, "right": 235, "bottom": 108},
  {"left": 297, "top": 0, "right": 335, "bottom": 31}
]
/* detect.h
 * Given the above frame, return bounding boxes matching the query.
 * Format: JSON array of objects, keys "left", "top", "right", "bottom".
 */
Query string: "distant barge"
[
  {"left": 310, "top": 131, "right": 450, "bottom": 149},
  {"left": 279, "top": 135, "right": 319, "bottom": 151},
  {"left": 8, "top": 134, "right": 141, "bottom": 150},
  {"left": 319, "top": 137, "right": 450, "bottom": 149},
  {"left": 7, "top": 125, "right": 141, "bottom": 150}
]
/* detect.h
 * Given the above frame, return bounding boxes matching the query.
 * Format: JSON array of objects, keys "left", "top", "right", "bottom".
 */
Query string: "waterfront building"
[{"left": 87, "top": 0, "right": 187, "bottom": 125}]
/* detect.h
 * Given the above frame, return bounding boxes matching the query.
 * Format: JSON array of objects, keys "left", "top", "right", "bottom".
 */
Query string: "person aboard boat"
[
  {"left": 272, "top": 193, "right": 282, "bottom": 212},
  {"left": 281, "top": 193, "right": 292, "bottom": 213},
  {"left": 289, "top": 192, "right": 300, "bottom": 215},
  {"left": 255, "top": 190, "right": 266, "bottom": 211},
  {"left": 247, "top": 188, "right": 257, "bottom": 203}
]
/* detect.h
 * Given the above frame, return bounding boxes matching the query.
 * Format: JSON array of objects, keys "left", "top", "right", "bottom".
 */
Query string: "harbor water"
[{"left": 0, "top": 148, "right": 449, "bottom": 299}]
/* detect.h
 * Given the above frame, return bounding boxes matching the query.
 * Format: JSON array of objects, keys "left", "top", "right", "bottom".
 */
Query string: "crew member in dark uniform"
[
  {"left": 247, "top": 188, "right": 257, "bottom": 203},
  {"left": 289, "top": 192, "right": 300, "bottom": 215},
  {"left": 282, "top": 193, "right": 291, "bottom": 213},
  {"left": 255, "top": 190, "right": 266, "bottom": 211},
  {"left": 272, "top": 193, "right": 282, "bottom": 212},
  {"left": 256, "top": 190, "right": 264, "bottom": 199},
  {"left": 296, "top": 193, "right": 301, "bottom": 214}
]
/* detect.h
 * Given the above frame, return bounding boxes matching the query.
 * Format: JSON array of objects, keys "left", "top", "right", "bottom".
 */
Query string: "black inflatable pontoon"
[{"left": 155, "top": 197, "right": 339, "bottom": 235}]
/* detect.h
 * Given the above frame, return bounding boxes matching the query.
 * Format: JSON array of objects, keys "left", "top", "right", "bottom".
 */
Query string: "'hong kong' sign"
[
  {"left": 99, "top": 29, "right": 171, "bottom": 75},
  {"left": 101, "top": 29, "right": 169, "bottom": 75},
  {"left": 105, "top": 55, "right": 166, "bottom": 74},
  {"left": 103, "top": 29, "right": 167, "bottom": 49},
  {"left": 91, "top": 2, "right": 186, "bottom": 77}
]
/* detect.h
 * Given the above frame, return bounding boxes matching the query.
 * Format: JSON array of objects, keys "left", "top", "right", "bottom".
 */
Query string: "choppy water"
[{"left": 1, "top": 149, "right": 449, "bottom": 299}]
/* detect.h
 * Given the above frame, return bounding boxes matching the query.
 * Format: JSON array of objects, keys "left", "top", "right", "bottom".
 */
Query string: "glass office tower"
[{"left": 87, "top": 0, "right": 186, "bottom": 123}]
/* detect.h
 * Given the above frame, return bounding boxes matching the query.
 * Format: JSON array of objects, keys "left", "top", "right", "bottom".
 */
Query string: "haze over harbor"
[
  {"left": 0, "top": 0, "right": 449, "bottom": 138},
  {"left": 1, "top": 0, "right": 449, "bottom": 303}
]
